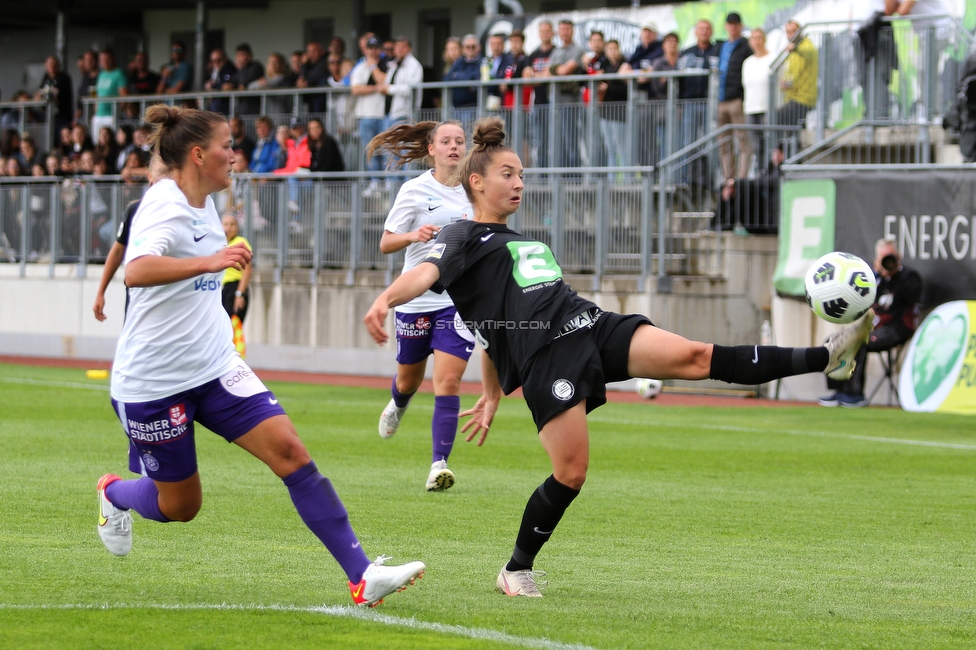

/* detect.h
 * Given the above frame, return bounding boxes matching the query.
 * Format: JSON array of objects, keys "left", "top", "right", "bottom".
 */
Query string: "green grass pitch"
[{"left": 1, "top": 361, "right": 975, "bottom": 649}]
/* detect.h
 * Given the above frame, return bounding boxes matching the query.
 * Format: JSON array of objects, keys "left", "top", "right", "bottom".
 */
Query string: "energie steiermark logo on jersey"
[
  {"left": 508, "top": 241, "right": 562, "bottom": 288},
  {"left": 900, "top": 300, "right": 976, "bottom": 413},
  {"left": 773, "top": 179, "right": 837, "bottom": 296}
]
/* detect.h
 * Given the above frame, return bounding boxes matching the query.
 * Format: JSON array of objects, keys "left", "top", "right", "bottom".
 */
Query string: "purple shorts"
[
  {"left": 395, "top": 306, "right": 475, "bottom": 365},
  {"left": 112, "top": 362, "right": 286, "bottom": 482}
]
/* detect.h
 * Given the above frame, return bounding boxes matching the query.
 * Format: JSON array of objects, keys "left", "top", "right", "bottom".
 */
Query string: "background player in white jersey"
[
  {"left": 97, "top": 104, "right": 424, "bottom": 607},
  {"left": 366, "top": 121, "right": 474, "bottom": 491},
  {"left": 364, "top": 118, "right": 872, "bottom": 598}
]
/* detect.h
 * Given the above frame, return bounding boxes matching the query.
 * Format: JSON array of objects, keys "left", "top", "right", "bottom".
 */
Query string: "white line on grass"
[
  {"left": 588, "top": 416, "right": 976, "bottom": 451},
  {"left": 0, "top": 603, "right": 598, "bottom": 650},
  {"left": 0, "top": 376, "right": 110, "bottom": 391}
]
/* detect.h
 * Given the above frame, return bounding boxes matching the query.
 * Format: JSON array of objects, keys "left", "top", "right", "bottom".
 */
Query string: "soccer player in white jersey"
[
  {"left": 366, "top": 121, "right": 474, "bottom": 491},
  {"left": 96, "top": 104, "right": 424, "bottom": 607}
]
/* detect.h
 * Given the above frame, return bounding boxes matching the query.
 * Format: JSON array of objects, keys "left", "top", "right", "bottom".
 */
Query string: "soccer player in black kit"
[{"left": 364, "top": 117, "right": 874, "bottom": 598}]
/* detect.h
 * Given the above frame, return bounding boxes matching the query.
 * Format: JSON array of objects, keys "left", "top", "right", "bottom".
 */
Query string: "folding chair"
[{"left": 866, "top": 345, "right": 904, "bottom": 407}]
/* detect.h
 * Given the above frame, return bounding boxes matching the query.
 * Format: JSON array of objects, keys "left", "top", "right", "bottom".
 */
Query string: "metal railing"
[
  {"left": 77, "top": 70, "right": 712, "bottom": 173},
  {"left": 0, "top": 170, "right": 677, "bottom": 287},
  {"left": 0, "top": 99, "right": 54, "bottom": 152}
]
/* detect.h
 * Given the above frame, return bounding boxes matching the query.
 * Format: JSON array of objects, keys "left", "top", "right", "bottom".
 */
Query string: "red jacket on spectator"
[{"left": 273, "top": 135, "right": 311, "bottom": 174}]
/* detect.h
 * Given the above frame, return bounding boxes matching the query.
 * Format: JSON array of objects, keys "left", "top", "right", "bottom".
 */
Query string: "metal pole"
[
  {"left": 194, "top": 1, "right": 208, "bottom": 92},
  {"left": 55, "top": 12, "right": 66, "bottom": 66},
  {"left": 49, "top": 183, "right": 59, "bottom": 277}
]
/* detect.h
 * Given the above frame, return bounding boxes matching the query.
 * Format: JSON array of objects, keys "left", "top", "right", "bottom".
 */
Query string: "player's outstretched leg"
[
  {"left": 349, "top": 556, "right": 426, "bottom": 607},
  {"left": 380, "top": 376, "right": 414, "bottom": 438},
  {"left": 97, "top": 474, "right": 177, "bottom": 556}
]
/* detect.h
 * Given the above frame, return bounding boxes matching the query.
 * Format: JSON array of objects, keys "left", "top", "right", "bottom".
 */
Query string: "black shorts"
[
  {"left": 221, "top": 281, "right": 249, "bottom": 323},
  {"left": 521, "top": 311, "right": 651, "bottom": 431}
]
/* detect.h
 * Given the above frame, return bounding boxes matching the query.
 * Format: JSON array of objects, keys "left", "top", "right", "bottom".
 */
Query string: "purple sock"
[
  {"left": 105, "top": 477, "right": 171, "bottom": 522},
  {"left": 283, "top": 461, "right": 370, "bottom": 584},
  {"left": 432, "top": 395, "right": 460, "bottom": 463},
  {"left": 391, "top": 376, "right": 414, "bottom": 408}
]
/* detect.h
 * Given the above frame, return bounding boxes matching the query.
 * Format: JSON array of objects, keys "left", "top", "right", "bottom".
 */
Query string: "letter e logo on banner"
[{"left": 774, "top": 179, "right": 837, "bottom": 296}]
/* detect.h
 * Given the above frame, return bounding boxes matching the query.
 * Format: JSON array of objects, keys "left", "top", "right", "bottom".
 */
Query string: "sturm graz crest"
[{"left": 812, "top": 262, "right": 836, "bottom": 284}]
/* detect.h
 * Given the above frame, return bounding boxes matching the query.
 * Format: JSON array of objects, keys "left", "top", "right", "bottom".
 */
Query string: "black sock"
[
  {"left": 506, "top": 475, "right": 580, "bottom": 572},
  {"left": 709, "top": 345, "right": 829, "bottom": 384}
]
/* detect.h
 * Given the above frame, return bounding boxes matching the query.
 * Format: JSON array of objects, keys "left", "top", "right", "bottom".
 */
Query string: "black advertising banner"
[{"left": 777, "top": 169, "right": 976, "bottom": 308}]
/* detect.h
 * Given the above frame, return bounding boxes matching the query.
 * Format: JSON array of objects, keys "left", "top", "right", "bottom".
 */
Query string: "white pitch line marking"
[
  {"left": 0, "top": 603, "right": 598, "bottom": 650},
  {"left": 588, "top": 416, "right": 976, "bottom": 451}
]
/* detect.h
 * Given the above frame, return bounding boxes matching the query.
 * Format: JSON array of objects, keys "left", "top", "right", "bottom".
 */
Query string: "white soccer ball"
[
  {"left": 804, "top": 251, "right": 877, "bottom": 324},
  {"left": 634, "top": 378, "right": 663, "bottom": 399}
]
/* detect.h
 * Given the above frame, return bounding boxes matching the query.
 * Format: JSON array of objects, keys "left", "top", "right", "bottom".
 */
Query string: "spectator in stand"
[
  {"left": 297, "top": 41, "right": 330, "bottom": 113},
  {"left": 229, "top": 43, "right": 265, "bottom": 114},
  {"left": 36, "top": 56, "right": 73, "bottom": 134},
  {"left": 777, "top": 20, "right": 818, "bottom": 130},
  {"left": 741, "top": 27, "right": 775, "bottom": 172},
  {"left": 443, "top": 37, "right": 462, "bottom": 77},
  {"left": 383, "top": 41, "right": 396, "bottom": 61},
  {"left": 230, "top": 116, "right": 255, "bottom": 162},
  {"left": 76, "top": 50, "right": 99, "bottom": 123},
  {"left": 94, "top": 126, "right": 119, "bottom": 173},
  {"left": 127, "top": 51, "right": 160, "bottom": 96},
  {"left": 249, "top": 52, "right": 295, "bottom": 116},
  {"left": 544, "top": 19, "right": 586, "bottom": 168},
  {"left": 651, "top": 32, "right": 681, "bottom": 97},
  {"left": 381, "top": 36, "right": 425, "bottom": 129},
  {"left": 307, "top": 117, "right": 344, "bottom": 172},
  {"left": 20, "top": 135, "right": 44, "bottom": 171},
  {"left": 583, "top": 31, "right": 608, "bottom": 165},
  {"left": 351, "top": 36, "right": 388, "bottom": 190},
  {"left": 114, "top": 125, "right": 135, "bottom": 172},
  {"left": 328, "top": 37, "right": 348, "bottom": 65},
  {"left": 204, "top": 48, "right": 237, "bottom": 115},
  {"left": 133, "top": 124, "right": 152, "bottom": 156},
  {"left": 45, "top": 153, "right": 61, "bottom": 177},
  {"left": 524, "top": 21, "right": 556, "bottom": 168},
  {"left": 158, "top": 40, "right": 193, "bottom": 94},
  {"left": 290, "top": 50, "right": 305, "bottom": 78},
  {"left": 504, "top": 30, "right": 531, "bottom": 109},
  {"left": 1, "top": 129, "right": 22, "bottom": 161},
  {"left": 486, "top": 33, "right": 513, "bottom": 110},
  {"left": 445, "top": 34, "right": 483, "bottom": 126},
  {"left": 120, "top": 149, "right": 150, "bottom": 183},
  {"left": 677, "top": 20, "right": 718, "bottom": 182},
  {"left": 59, "top": 155, "right": 75, "bottom": 176},
  {"left": 77, "top": 150, "right": 96, "bottom": 175},
  {"left": 598, "top": 39, "right": 631, "bottom": 172},
  {"left": 820, "top": 238, "right": 922, "bottom": 408},
  {"left": 57, "top": 126, "right": 73, "bottom": 157},
  {"left": 274, "top": 118, "right": 313, "bottom": 219},
  {"left": 69, "top": 123, "right": 94, "bottom": 161},
  {"left": 249, "top": 116, "right": 281, "bottom": 173},
  {"left": 716, "top": 12, "right": 753, "bottom": 189},
  {"left": 629, "top": 22, "right": 663, "bottom": 99},
  {"left": 272, "top": 124, "right": 290, "bottom": 170}
]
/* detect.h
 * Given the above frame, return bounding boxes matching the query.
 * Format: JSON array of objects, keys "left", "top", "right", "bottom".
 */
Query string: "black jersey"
[{"left": 425, "top": 219, "right": 595, "bottom": 393}]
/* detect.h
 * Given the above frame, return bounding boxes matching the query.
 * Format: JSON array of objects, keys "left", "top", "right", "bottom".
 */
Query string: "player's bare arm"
[
  {"left": 126, "top": 242, "right": 251, "bottom": 288},
  {"left": 364, "top": 262, "right": 441, "bottom": 344}
]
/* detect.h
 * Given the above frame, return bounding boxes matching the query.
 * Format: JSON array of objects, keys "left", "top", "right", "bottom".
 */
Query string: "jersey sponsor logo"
[
  {"left": 220, "top": 363, "right": 269, "bottom": 398},
  {"left": 169, "top": 404, "right": 188, "bottom": 426},
  {"left": 142, "top": 454, "right": 160, "bottom": 472},
  {"left": 193, "top": 232, "right": 209, "bottom": 242},
  {"left": 194, "top": 277, "right": 221, "bottom": 291},
  {"left": 507, "top": 241, "right": 562, "bottom": 288},
  {"left": 426, "top": 243, "right": 446, "bottom": 260},
  {"left": 126, "top": 416, "right": 189, "bottom": 444},
  {"left": 191, "top": 218, "right": 207, "bottom": 226},
  {"left": 551, "top": 378, "right": 575, "bottom": 401}
]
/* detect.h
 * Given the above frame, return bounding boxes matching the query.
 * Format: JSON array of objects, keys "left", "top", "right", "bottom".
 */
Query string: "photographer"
[{"left": 820, "top": 238, "right": 923, "bottom": 408}]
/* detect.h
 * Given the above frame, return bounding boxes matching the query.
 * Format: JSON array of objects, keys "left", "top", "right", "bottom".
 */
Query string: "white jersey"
[
  {"left": 384, "top": 169, "right": 472, "bottom": 314},
  {"left": 111, "top": 179, "right": 239, "bottom": 402}
]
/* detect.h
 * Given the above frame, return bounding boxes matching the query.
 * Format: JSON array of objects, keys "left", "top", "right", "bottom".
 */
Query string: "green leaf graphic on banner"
[{"left": 912, "top": 315, "right": 967, "bottom": 403}]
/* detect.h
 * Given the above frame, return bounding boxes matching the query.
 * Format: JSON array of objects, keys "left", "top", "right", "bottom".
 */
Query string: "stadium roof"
[{"left": 0, "top": 0, "right": 270, "bottom": 29}]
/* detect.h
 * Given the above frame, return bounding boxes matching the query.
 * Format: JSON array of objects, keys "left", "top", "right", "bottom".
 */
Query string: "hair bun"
[
  {"left": 471, "top": 117, "right": 506, "bottom": 150},
  {"left": 144, "top": 104, "right": 181, "bottom": 128}
]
